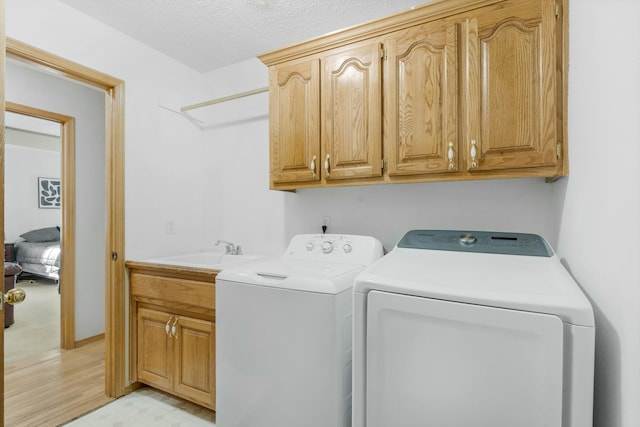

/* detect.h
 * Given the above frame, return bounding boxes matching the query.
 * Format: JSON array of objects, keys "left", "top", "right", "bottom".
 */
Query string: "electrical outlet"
[
  {"left": 166, "top": 220, "right": 175, "bottom": 234},
  {"left": 322, "top": 216, "right": 331, "bottom": 227}
]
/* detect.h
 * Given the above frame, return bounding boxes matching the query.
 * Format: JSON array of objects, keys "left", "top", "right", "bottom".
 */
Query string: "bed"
[{"left": 14, "top": 226, "right": 61, "bottom": 281}]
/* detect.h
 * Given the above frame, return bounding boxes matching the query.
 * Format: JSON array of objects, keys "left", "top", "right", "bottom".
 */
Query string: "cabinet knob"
[
  {"left": 310, "top": 155, "right": 317, "bottom": 179},
  {"left": 470, "top": 140, "right": 478, "bottom": 168},
  {"left": 324, "top": 154, "right": 331, "bottom": 178},
  {"left": 448, "top": 142, "right": 455, "bottom": 170}
]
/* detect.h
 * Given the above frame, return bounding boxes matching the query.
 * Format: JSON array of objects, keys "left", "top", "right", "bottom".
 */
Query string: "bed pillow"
[{"left": 19, "top": 226, "right": 60, "bottom": 242}]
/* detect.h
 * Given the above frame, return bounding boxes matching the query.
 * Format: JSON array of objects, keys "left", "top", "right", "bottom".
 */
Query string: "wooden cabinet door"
[
  {"left": 463, "top": 0, "right": 558, "bottom": 171},
  {"left": 269, "top": 58, "right": 321, "bottom": 185},
  {"left": 385, "top": 21, "right": 459, "bottom": 175},
  {"left": 322, "top": 40, "right": 383, "bottom": 180},
  {"left": 173, "top": 316, "right": 216, "bottom": 409},
  {"left": 137, "top": 307, "right": 172, "bottom": 390}
]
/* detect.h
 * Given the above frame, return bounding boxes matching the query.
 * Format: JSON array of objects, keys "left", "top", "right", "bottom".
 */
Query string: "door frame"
[
  {"left": 3, "top": 39, "right": 127, "bottom": 400},
  {"left": 5, "top": 102, "right": 76, "bottom": 350}
]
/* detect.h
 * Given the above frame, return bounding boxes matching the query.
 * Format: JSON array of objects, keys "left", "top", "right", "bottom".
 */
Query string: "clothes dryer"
[
  {"left": 353, "top": 230, "right": 595, "bottom": 427},
  {"left": 216, "top": 234, "right": 383, "bottom": 427}
]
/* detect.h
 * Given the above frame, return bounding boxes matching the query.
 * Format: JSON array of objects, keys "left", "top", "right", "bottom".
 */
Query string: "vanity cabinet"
[
  {"left": 127, "top": 261, "right": 217, "bottom": 410},
  {"left": 259, "top": 0, "right": 567, "bottom": 190}
]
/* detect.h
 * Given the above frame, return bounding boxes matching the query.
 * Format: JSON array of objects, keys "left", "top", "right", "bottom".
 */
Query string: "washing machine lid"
[
  {"left": 354, "top": 243, "right": 594, "bottom": 327},
  {"left": 216, "top": 258, "right": 366, "bottom": 294}
]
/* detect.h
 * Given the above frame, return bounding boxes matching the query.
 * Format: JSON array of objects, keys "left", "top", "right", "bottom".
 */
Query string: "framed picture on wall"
[{"left": 38, "top": 177, "right": 61, "bottom": 209}]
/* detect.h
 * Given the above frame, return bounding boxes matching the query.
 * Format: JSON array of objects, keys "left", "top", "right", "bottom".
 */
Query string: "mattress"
[{"left": 14, "top": 241, "right": 61, "bottom": 280}]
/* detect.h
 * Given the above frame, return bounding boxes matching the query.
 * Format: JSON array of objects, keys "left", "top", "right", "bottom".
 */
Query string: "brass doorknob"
[{"left": 4, "top": 288, "right": 26, "bottom": 305}]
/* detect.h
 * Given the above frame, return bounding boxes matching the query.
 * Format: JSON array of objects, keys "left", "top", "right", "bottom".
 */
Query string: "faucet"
[{"left": 215, "top": 240, "right": 243, "bottom": 255}]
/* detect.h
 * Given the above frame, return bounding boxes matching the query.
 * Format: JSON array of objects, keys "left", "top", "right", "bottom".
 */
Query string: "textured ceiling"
[{"left": 56, "top": 0, "right": 423, "bottom": 73}]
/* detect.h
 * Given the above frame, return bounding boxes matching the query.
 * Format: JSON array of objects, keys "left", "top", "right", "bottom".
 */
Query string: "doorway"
[
  {"left": 4, "top": 104, "right": 75, "bottom": 353},
  {"left": 1, "top": 37, "right": 127, "bottom": 423}
]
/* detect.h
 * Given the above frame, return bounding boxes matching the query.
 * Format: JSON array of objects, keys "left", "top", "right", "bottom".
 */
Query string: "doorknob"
[{"left": 4, "top": 288, "right": 26, "bottom": 305}]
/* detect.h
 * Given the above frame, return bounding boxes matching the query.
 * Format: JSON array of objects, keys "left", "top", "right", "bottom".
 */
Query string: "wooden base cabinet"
[
  {"left": 259, "top": 0, "right": 567, "bottom": 190},
  {"left": 127, "top": 261, "right": 217, "bottom": 410}
]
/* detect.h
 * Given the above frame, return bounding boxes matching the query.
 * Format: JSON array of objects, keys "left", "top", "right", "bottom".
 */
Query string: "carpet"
[{"left": 4, "top": 277, "right": 60, "bottom": 363}]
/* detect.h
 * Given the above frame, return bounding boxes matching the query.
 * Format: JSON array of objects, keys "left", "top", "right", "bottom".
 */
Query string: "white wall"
[
  {"left": 552, "top": 1, "right": 640, "bottom": 426},
  {"left": 4, "top": 134, "right": 61, "bottom": 242},
  {"left": 6, "top": 0, "right": 211, "bottom": 340},
  {"left": 6, "top": 0, "right": 208, "bottom": 260}
]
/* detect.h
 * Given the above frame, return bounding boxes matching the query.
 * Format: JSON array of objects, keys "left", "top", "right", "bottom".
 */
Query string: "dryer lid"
[{"left": 355, "top": 232, "right": 594, "bottom": 327}]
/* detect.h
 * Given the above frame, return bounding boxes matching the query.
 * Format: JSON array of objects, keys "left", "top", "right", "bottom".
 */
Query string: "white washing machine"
[
  {"left": 216, "top": 234, "right": 383, "bottom": 427},
  {"left": 353, "top": 230, "right": 595, "bottom": 427}
]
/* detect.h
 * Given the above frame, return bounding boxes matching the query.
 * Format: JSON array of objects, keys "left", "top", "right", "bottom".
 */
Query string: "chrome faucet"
[{"left": 215, "top": 240, "right": 243, "bottom": 255}]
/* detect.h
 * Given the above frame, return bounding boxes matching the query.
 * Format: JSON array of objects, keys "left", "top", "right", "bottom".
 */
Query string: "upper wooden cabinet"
[
  {"left": 462, "top": 0, "right": 559, "bottom": 173},
  {"left": 384, "top": 20, "right": 459, "bottom": 176},
  {"left": 322, "top": 40, "right": 383, "bottom": 181},
  {"left": 259, "top": 0, "right": 567, "bottom": 190},
  {"left": 269, "top": 58, "right": 320, "bottom": 185}
]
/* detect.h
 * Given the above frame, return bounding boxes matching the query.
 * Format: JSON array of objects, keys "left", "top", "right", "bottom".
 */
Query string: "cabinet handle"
[
  {"left": 470, "top": 140, "right": 478, "bottom": 168},
  {"left": 310, "top": 155, "right": 317, "bottom": 179},
  {"left": 170, "top": 317, "right": 178, "bottom": 338},
  {"left": 448, "top": 142, "right": 455, "bottom": 170},
  {"left": 165, "top": 316, "right": 173, "bottom": 336},
  {"left": 324, "top": 154, "right": 331, "bottom": 178}
]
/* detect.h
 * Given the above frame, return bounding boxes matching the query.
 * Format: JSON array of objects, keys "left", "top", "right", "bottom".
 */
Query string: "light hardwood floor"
[{"left": 4, "top": 338, "right": 113, "bottom": 427}]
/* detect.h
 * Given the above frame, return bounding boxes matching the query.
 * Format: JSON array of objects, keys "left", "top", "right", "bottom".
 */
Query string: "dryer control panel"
[{"left": 397, "top": 230, "right": 553, "bottom": 257}]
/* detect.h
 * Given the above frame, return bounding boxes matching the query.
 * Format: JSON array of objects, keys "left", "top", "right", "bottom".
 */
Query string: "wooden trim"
[
  {"left": 1, "top": 1, "right": 6, "bottom": 422},
  {"left": 5, "top": 101, "right": 76, "bottom": 350},
  {"left": 125, "top": 261, "right": 219, "bottom": 283},
  {"left": 75, "top": 333, "right": 106, "bottom": 347},
  {"left": 6, "top": 38, "right": 127, "bottom": 399},
  {"left": 258, "top": 0, "right": 504, "bottom": 65},
  {"left": 104, "top": 81, "right": 126, "bottom": 397},
  {"left": 7, "top": 39, "right": 121, "bottom": 90}
]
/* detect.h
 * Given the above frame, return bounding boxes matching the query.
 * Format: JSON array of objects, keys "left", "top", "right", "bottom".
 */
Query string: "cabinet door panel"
[
  {"left": 137, "top": 307, "right": 172, "bottom": 389},
  {"left": 174, "top": 316, "right": 216, "bottom": 408},
  {"left": 270, "top": 59, "right": 321, "bottom": 184},
  {"left": 322, "top": 41, "right": 382, "bottom": 180},
  {"left": 464, "top": 0, "right": 557, "bottom": 171},
  {"left": 386, "top": 22, "right": 458, "bottom": 175}
]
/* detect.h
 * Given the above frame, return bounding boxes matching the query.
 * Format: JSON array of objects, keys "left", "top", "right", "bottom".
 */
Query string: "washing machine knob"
[
  {"left": 321, "top": 241, "right": 334, "bottom": 254},
  {"left": 459, "top": 233, "right": 477, "bottom": 246},
  {"left": 306, "top": 242, "right": 315, "bottom": 251},
  {"left": 343, "top": 243, "right": 352, "bottom": 253}
]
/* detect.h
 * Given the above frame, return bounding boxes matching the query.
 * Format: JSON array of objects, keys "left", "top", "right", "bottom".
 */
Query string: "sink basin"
[
  {"left": 215, "top": 254, "right": 263, "bottom": 265},
  {"left": 148, "top": 251, "right": 264, "bottom": 269}
]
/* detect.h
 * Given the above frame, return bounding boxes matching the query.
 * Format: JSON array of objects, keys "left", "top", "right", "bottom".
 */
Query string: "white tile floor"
[{"left": 63, "top": 387, "right": 216, "bottom": 427}]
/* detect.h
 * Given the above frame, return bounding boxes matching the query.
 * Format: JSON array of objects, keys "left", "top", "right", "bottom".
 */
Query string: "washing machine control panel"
[
  {"left": 286, "top": 234, "right": 384, "bottom": 264},
  {"left": 398, "top": 230, "right": 553, "bottom": 257}
]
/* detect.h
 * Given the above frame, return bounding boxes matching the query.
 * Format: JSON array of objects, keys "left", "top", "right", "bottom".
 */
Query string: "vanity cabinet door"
[
  {"left": 321, "top": 40, "right": 383, "bottom": 181},
  {"left": 269, "top": 58, "right": 321, "bottom": 186},
  {"left": 463, "top": 0, "right": 559, "bottom": 172},
  {"left": 137, "top": 307, "right": 173, "bottom": 390},
  {"left": 174, "top": 316, "right": 216, "bottom": 409},
  {"left": 385, "top": 20, "right": 459, "bottom": 175}
]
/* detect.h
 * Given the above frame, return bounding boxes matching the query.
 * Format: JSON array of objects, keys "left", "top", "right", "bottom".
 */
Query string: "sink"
[
  {"left": 148, "top": 251, "right": 264, "bottom": 269},
  {"left": 215, "top": 254, "right": 263, "bottom": 266}
]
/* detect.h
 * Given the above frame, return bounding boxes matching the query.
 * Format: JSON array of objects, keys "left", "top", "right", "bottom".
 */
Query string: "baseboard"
[{"left": 75, "top": 333, "right": 105, "bottom": 347}]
